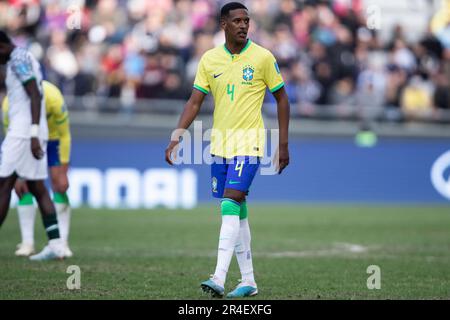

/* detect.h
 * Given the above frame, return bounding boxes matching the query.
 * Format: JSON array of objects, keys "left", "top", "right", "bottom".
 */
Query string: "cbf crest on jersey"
[
  {"left": 243, "top": 65, "right": 254, "bottom": 81},
  {"left": 212, "top": 177, "right": 218, "bottom": 193}
]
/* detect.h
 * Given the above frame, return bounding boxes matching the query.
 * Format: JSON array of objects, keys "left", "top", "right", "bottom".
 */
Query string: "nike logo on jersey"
[{"left": 213, "top": 73, "right": 223, "bottom": 78}]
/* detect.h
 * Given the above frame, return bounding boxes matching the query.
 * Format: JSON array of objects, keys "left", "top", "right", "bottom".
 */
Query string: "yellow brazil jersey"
[
  {"left": 194, "top": 40, "right": 284, "bottom": 159},
  {"left": 2, "top": 80, "right": 71, "bottom": 164}
]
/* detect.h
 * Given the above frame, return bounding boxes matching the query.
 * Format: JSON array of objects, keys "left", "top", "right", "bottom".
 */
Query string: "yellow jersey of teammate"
[
  {"left": 2, "top": 80, "right": 71, "bottom": 164},
  {"left": 194, "top": 39, "right": 284, "bottom": 158}
]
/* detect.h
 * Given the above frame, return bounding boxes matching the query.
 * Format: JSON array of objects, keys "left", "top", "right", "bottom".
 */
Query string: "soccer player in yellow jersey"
[
  {"left": 165, "top": 2, "right": 290, "bottom": 298},
  {"left": 2, "top": 80, "right": 73, "bottom": 258}
]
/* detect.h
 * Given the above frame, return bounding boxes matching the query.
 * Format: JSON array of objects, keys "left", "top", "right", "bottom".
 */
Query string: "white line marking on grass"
[
  {"left": 335, "top": 242, "right": 368, "bottom": 253},
  {"left": 257, "top": 243, "right": 369, "bottom": 258},
  {"left": 90, "top": 243, "right": 369, "bottom": 259}
]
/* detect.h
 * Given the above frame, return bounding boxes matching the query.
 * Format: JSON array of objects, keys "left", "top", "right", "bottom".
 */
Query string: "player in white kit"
[{"left": 0, "top": 30, "right": 64, "bottom": 261}]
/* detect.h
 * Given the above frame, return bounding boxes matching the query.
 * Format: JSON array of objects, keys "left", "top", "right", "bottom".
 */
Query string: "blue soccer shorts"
[
  {"left": 47, "top": 140, "right": 61, "bottom": 167},
  {"left": 211, "top": 155, "right": 260, "bottom": 198}
]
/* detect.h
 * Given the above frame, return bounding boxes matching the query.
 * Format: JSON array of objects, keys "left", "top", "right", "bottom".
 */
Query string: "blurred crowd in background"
[{"left": 1, "top": 0, "right": 450, "bottom": 122}]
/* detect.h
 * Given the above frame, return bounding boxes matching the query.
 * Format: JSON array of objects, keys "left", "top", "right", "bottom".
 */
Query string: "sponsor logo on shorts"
[{"left": 212, "top": 177, "right": 218, "bottom": 193}]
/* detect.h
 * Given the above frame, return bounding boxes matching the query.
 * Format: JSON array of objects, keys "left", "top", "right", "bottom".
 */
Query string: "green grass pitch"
[{"left": 0, "top": 205, "right": 449, "bottom": 299}]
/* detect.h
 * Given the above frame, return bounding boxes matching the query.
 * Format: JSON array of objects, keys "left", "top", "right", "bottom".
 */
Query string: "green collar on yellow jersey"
[{"left": 223, "top": 39, "right": 252, "bottom": 58}]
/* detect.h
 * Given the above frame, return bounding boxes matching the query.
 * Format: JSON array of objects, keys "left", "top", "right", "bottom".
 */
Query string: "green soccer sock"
[
  {"left": 221, "top": 198, "right": 241, "bottom": 216},
  {"left": 214, "top": 198, "right": 241, "bottom": 284},
  {"left": 18, "top": 193, "right": 34, "bottom": 206},
  {"left": 235, "top": 201, "right": 254, "bottom": 283},
  {"left": 53, "top": 192, "right": 70, "bottom": 205},
  {"left": 54, "top": 192, "right": 71, "bottom": 243},
  {"left": 240, "top": 201, "right": 248, "bottom": 220},
  {"left": 17, "top": 193, "right": 36, "bottom": 245}
]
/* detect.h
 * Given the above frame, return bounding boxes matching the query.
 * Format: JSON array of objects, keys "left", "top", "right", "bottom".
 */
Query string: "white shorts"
[{"left": 0, "top": 135, "right": 48, "bottom": 180}]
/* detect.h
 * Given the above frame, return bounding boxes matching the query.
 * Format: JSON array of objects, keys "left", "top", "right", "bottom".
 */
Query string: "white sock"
[
  {"left": 48, "top": 238, "right": 63, "bottom": 247},
  {"left": 55, "top": 203, "right": 71, "bottom": 243},
  {"left": 214, "top": 215, "right": 240, "bottom": 286},
  {"left": 17, "top": 205, "right": 36, "bottom": 246},
  {"left": 235, "top": 218, "right": 255, "bottom": 284}
]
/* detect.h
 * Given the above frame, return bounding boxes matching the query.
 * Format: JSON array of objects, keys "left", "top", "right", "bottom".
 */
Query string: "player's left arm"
[
  {"left": 11, "top": 53, "right": 44, "bottom": 159},
  {"left": 271, "top": 87, "right": 290, "bottom": 174},
  {"left": 264, "top": 53, "right": 290, "bottom": 174},
  {"left": 24, "top": 80, "right": 44, "bottom": 160}
]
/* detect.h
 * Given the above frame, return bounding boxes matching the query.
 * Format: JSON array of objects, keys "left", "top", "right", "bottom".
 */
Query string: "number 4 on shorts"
[{"left": 235, "top": 161, "right": 244, "bottom": 177}]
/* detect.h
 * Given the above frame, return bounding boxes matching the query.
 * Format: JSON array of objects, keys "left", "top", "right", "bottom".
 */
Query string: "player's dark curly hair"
[
  {"left": 0, "top": 30, "right": 12, "bottom": 44},
  {"left": 220, "top": 2, "right": 248, "bottom": 18}
]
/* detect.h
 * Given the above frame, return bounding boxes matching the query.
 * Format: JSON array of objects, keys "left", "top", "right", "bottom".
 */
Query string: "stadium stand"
[{"left": 0, "top": 0, "right": 449, "bottom": 132}]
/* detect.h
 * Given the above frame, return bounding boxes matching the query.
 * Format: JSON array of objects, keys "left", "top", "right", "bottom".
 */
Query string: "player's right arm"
[
  {"left": 165, "top": 89, "right": 206, "bottom": 165},
  {"left": 165, "top": 56, "right": 209, "bottom": 165}
]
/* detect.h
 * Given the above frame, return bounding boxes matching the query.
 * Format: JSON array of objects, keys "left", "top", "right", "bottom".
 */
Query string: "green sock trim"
[
  {"left": 221, "top": 199, "right": 241, "bottom": 216},
  {"left": 240, "top": 201, "right": 248, "bottom": 220},
  {"left": 53, "top": 192, "right": 70, "bottom": 204},
  {"left": 42, "top": 213, "right": 60, "bottom": 240},
  {"left": 18, "top": 193, "right": 34, "bottom": 206}
]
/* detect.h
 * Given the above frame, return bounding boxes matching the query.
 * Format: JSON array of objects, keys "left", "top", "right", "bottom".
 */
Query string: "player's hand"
[
  {"left": 165, "top": 140, "right": 179, "bottom": 166},
  {"left": 274, "top": 144, "right": 290, "bottom": 174},
  {"left": 14, "top": 179, "right": 29, "bottom": 199},
  {"left": 31, "top": 137, "right": 44, "bottom": 160}
]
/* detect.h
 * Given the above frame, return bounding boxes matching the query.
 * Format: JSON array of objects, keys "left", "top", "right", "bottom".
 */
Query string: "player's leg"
[
  {"left": 214, "top": 187, "right": 245, "bottom": 286},
  {"left": 50, "top": 164, "right": 72, "bottom": 257},
  {"left": 228, "top": 199, "right": 258, "bottom": 298},
  {"left": 225, "top": 156, "right": 260, "bottom": 298},
  {"left": 235, "top": 200, "right": 253, "bottom": 282},
  {"left": 14, "top": 180, "right": 36, "bottom": 256},
  {"left": 202, "top": 156, "right": 260, "bottom": 297},
  {"left": 0, "top": 173, "right": 18, "bottom": 227},
  {"left": 27, "top": 180, "right": 64, "bottom": 260},
  {"left": 201, "top": 156, "right": 228, "bottom": 297}
]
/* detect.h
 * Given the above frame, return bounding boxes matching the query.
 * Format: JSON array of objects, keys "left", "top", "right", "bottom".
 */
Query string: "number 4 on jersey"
[{"left": 227, "top": 84, "right": 235, "bottom": 102}]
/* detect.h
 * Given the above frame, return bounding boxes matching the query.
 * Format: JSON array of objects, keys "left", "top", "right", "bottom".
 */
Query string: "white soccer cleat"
[
  {"left": 15, "top": 243, "right": 35, "bottom": 257},
  {"left": 64, "top": 245, "right": 74, "bottom": 258},
  {"left": 29, "top": 243, "right": 64, "bottom": 261}
]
